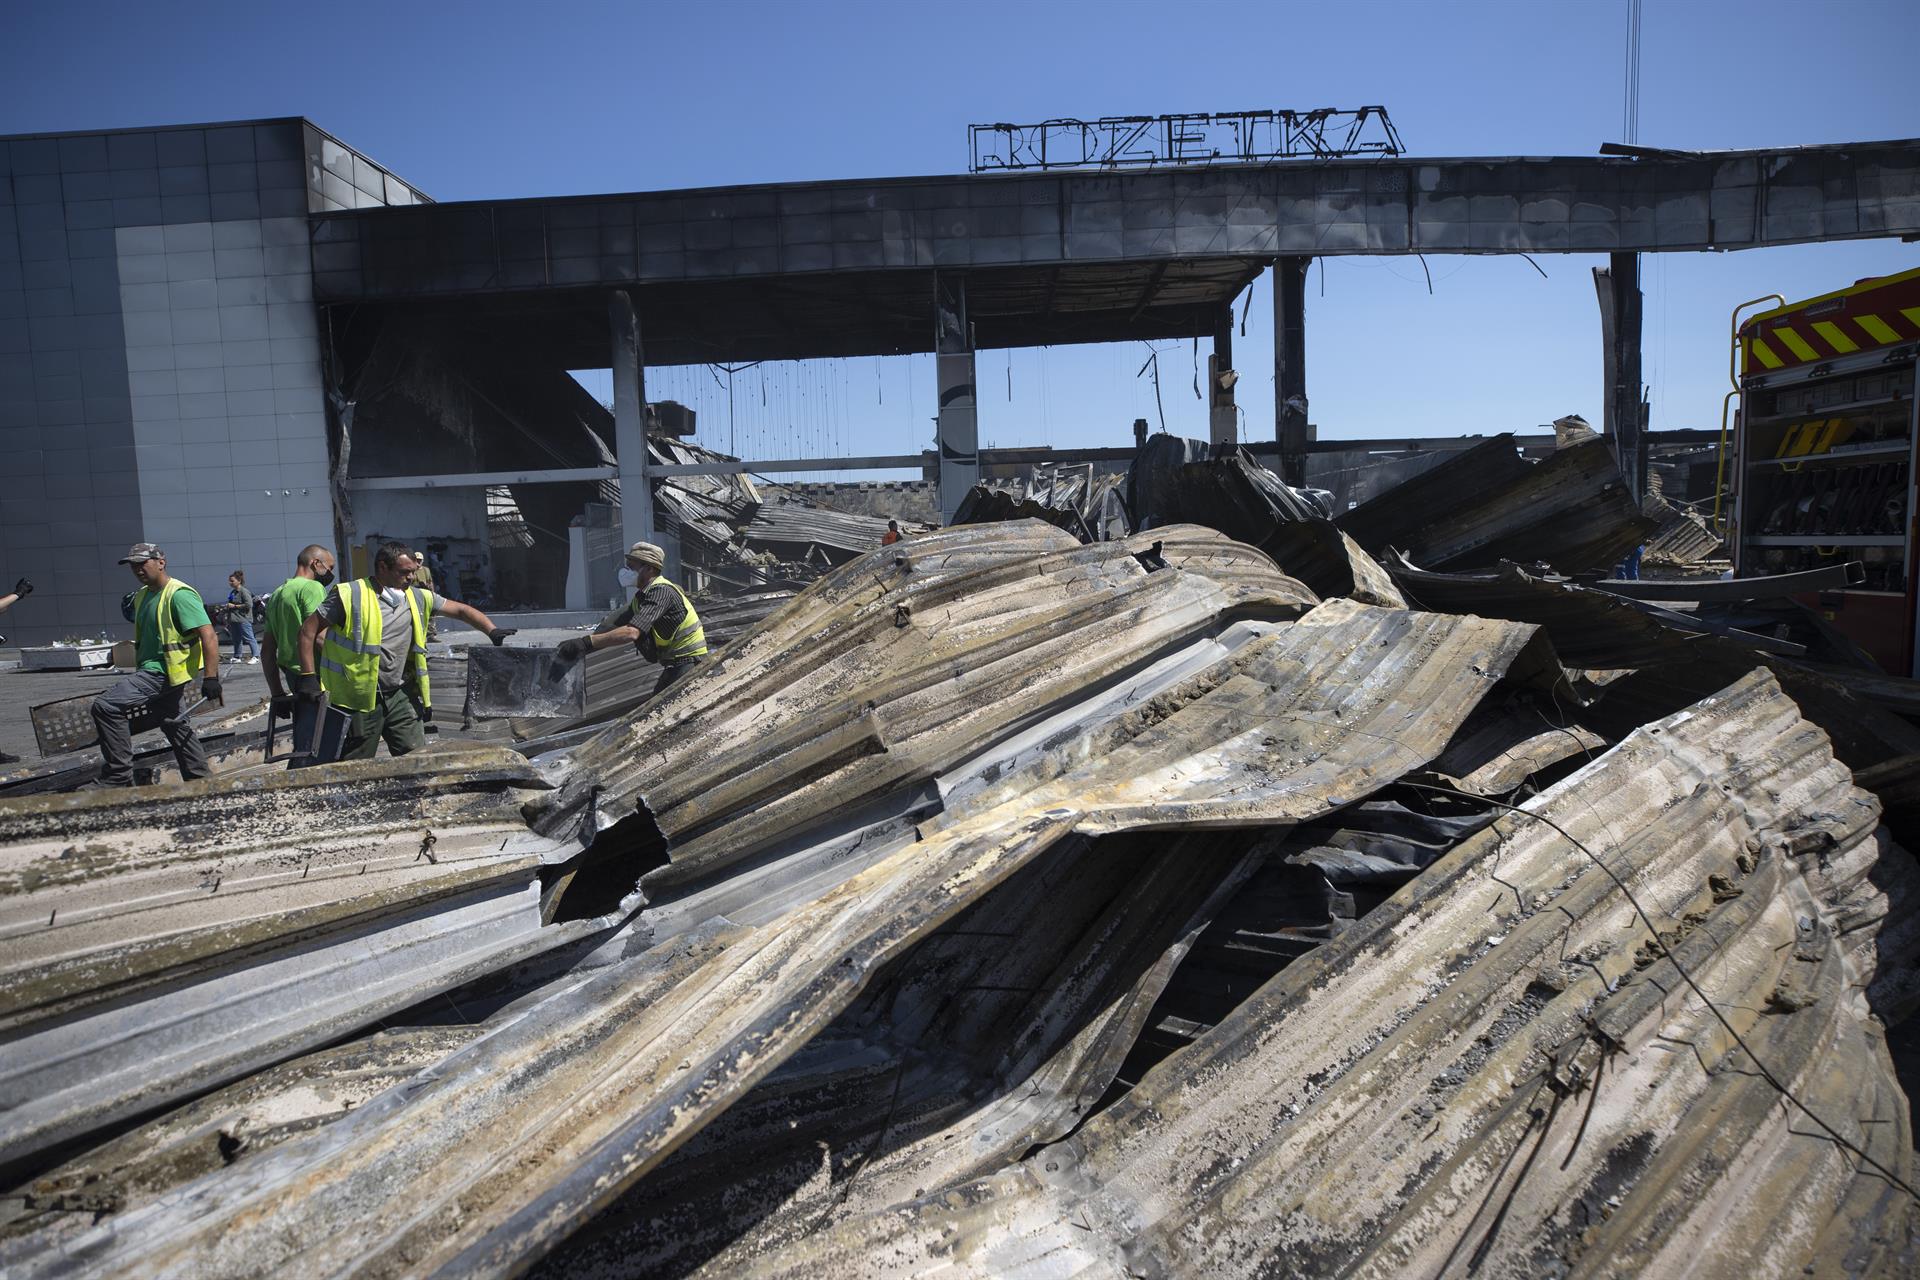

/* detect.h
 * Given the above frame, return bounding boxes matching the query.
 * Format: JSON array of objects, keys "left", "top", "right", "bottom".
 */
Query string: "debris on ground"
[{"left": 2, "top": 429, "right": 1918, "bottom": 1279}]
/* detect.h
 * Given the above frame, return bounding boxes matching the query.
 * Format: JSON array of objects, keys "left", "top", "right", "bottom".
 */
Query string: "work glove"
[
  {"left": 270, "top": 694, "right": 295, "bottom": 718},
  {"left": 293, "top": 672, "right": 323, "bottom": 702},
  {"left": 487, "top": 627, "right": 517, "bottom": 646},
  {"left": 553, "top": 636, "right": 592, "bottom": 665},
  {"left": 201, "top": 675, "right": 223, "bottom": 703},
  {"left": 12, "top": 577, "right": 31, "bottom": 597},
  {"left": 420, "top": 704, "right": 434, "bottom": 723}
]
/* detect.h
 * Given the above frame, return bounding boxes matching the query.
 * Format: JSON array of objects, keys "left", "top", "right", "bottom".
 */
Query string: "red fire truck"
[{"left": 1729, "top": 266, "right": 1920, "bottom": 673}]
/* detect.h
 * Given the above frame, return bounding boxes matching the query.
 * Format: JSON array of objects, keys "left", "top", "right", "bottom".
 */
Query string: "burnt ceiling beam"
[{"left": 1128, "top": 262, "right": 1170, "bottom": 322}]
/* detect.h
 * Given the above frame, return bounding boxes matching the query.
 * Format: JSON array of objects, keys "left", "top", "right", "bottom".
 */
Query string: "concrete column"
[
  {"left": 1209, "top": 304, "right": 1237, "bottom": 449},
  {"left": 1594, "top": 252, "right": 1647, "bottom": 499},
  {"left": 1273, "top": 256, "right": 1311, "bottom": 486},
  {"left": 608, "top": 288, "right": 658, "bottom": 564},
  {"left": 933, "top": 272, "right": 978, "bottom": 524}
]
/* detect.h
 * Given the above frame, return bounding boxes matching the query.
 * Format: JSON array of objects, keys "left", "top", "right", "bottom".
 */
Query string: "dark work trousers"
[
  {"left": 92, "top": 669, "right": 210, "bottom": 785},
  {"left": 339, "top": 686, "right": 428, "bottom": 761},
  {"left": 652, "top": 659, "right": 695, "bottom": 697}
]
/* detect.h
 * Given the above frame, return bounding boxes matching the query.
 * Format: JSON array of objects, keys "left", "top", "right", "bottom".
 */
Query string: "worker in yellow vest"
[
  {"left": 88, "top": 543, "right": 222, "bottom": 786},
  {"left": 553, "top": 540, "right": 706, "bottom": 696},
  {"left": 292, "top": 541, "right": 516, "bottom": 761}
]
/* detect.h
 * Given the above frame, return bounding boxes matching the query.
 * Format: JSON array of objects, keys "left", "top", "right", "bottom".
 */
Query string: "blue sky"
[{"left": 5, "top": 0, "right": 1917, "bottom": 475}]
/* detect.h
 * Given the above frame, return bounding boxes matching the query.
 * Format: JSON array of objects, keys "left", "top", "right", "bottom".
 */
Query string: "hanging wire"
[{"left": 1398, "top": 779, "right": 1920, "bottom": 1205}]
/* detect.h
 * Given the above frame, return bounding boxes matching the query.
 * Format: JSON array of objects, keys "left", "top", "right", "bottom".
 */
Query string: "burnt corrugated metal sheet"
[
  {"left": 1643, "top": 503, "right": 1726, "bottom": 566},
  {"left": 1338, "top": 434, "right": 1656, "bottom": 574},
  {"left": 724, "top": 669, "right": 1920, "bottom": 1280},
  {"left": 3, "top": 516, "right": 1916, "bottom": 1280},
  {"left": 0, "top": 598, "right": 1539, "bottom": 1278},
  {"left": 0, "top": 747, "right": 580, "bottom": 1177},
  {"left": 1135, "top": 451, "right": 1406, "bottom": 608},
  {"left": 1384, "top": 552, "right": 1920, "bottom": 774},
  {"left": 528, "top": 523, "right": 1319, "bottom": 891},
  {"left": 741, "top": 498, "right": 894, "bottom": 557}
]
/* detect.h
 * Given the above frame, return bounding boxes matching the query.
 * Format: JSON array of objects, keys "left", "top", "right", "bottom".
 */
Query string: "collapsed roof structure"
[{"left": 2, "top": 440, "right": 1919, "bottom": 1276}]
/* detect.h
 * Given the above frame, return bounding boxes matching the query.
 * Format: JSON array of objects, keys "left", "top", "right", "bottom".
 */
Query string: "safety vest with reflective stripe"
[
  {"left": 133, "top": 579, "right": 205, "bottom": 688},
  {"left": 646, "top": 578, "right": 707, "bottom": 662},
  {"left": 318, "top": 580, "right": 431, "bottom": 713}
]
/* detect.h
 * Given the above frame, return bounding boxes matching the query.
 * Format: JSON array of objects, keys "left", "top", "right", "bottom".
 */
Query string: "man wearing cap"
[
  {"left": 261, "top": 544, "right": 337, "bottom": 768},
  {"left": 89, "top": 543, "right": 221, "bottom": 786},
  {"left": 293, "top": 541, "right": 517, "bottom": 762},
  {"left": 553, "top": 540, "right": 706, "bottom": 694}
]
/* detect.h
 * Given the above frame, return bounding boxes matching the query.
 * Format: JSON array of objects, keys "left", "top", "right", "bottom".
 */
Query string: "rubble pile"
[
  {"left": 651, "top": 438, "right": 905, "bottom": 592},
  {"left": 2, "top": 438, "right": 1919, "bottom": 1276}
]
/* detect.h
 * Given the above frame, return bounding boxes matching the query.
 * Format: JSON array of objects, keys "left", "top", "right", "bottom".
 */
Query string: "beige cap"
[{"left": 625, "top": 541, "right": 665, "bottom": 569}]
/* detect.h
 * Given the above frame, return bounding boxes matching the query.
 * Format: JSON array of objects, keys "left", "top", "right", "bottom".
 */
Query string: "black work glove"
[
  {"left": 487, "top": 627, "right": 517, "bottom": 646},
  {"left": 553, "top": 636, "right": 592, "bottom": 665},
  {"left": 293, "top": 672, "right": 323, "bottom": 702},
  {"left": 270, "top": 694, "right": 295, "bottom": 718},
  {"left": 12, "top": 577, "right": 31, "bottom": 597},
  {"left": 201, "top": 675, "right": 223, "bottom": 702}
]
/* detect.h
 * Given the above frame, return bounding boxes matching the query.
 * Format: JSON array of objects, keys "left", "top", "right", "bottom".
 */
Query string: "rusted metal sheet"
[{"left": 728, "top": 670, "right": 1920, "bottom": 1280}]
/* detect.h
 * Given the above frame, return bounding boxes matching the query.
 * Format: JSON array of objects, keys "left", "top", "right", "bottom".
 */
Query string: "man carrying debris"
[
  {"left": 89, "top": 543, "right": 220, "bottom": 787},
  {"left": 261, "top": 544, "right": 336, "bottom": 769},
  {"left": 553, "top": 540, "right": 707, "bottom": 695},
  {"left": 293, "top": 541, "right": 516, "bottom": 762}
]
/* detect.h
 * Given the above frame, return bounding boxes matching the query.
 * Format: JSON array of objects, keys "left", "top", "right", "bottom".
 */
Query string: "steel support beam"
[
  {"left": 608, "top": 289, "right": 660, "bottom": 566},
  {"left": 650, "top": 454, "right": 925, "bottom": 477},
  {"left": 1274, "top": 256, "right": 1311, "bottom": 486},
  {"left": 934, "top": 272, "right": 979, "bottom": 523},
  {"left": 1595, "top": 253, "right": 1647, "bottom": 500},
  {"left": 346, "top": 467, "right": 618, "bottom": 490},
  {"left": 1209, "top": 304, "right": 1237, "bottom": 448}
]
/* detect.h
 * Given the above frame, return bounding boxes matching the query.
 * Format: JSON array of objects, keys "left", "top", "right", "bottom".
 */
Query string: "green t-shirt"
[
  {"left": 266, "top": 576, "right": 328, "bottom": 672},
  {"left": 132, "top": 583, "right": 212, "bottom": 674}
]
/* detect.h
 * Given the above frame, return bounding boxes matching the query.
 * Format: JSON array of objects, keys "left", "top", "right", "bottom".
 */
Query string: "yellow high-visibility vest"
[
  {"left": 647, "top": 578, "right": 706, "bottom": 661},
  {"left": 318, "top": 580, "right": 431, "bottom": 713},
  {"left": 133, "top": 579, "right": 205, "bottom": 688}
]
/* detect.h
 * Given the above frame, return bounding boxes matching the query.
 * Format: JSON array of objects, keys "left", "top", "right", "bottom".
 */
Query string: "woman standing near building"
[{"left": 225, "top": 570, "right": 258, "bottom": 665}]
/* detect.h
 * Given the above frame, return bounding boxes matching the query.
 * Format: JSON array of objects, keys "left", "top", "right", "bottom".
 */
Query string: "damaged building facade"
[
  {"left": 4, "top": 118, "right": 1920, "bottom": 1276},
  {"left": 7, "top": 119, "right": 1920, "bottom": 640}
]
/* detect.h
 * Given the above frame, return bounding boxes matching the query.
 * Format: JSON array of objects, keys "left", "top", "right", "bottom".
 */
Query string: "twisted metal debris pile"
[{"left": 0, "top": 519, "right": 1915, "bottom": 1278}]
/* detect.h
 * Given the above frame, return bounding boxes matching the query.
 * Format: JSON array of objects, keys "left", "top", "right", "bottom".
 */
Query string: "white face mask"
[{"left": 617, "top": 567, "right": 641, "bottom": 590}]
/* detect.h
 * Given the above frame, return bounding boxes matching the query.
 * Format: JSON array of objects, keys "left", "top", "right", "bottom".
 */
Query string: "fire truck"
[{"left": 1728, "top": 265, "right": 1920, "bottom": 673}]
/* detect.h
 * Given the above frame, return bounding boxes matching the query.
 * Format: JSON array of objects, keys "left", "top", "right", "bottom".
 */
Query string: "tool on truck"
[{"left": 1723, "top": 265, "right": 1920, "bottom": 674}]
